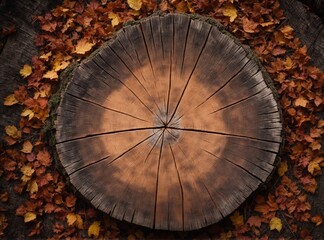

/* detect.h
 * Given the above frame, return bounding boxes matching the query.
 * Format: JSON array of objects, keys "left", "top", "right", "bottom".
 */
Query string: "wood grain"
[{"left": 55, "top": 13, "right": 283, "bottom": 231}]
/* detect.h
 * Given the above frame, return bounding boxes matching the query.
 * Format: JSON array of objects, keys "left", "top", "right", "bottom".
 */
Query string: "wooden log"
[{"left": 55, "top": 13, "right": 283, "bottom": 231}]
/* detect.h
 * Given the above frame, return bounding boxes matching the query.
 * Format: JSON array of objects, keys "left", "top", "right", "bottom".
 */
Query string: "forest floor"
[{"left": 0, "top": 0, "right": 323, "bottom": 239}]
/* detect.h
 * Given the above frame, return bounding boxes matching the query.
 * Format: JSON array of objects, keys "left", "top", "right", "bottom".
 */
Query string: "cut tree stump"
[{"left": 55, "top": 13, "right": 283, "bottom": 231}]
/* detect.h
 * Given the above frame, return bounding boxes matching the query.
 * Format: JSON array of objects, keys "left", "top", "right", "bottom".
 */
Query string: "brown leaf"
[
  {"left": 66, "top": 195, "right": 77, "bottom": 208},
  {"left": 242, "top": 17, "right": 259, "bottom": 33},
  {"left": 21, "top": 141, "right": 33, "bottom": 154},
  {"left": 36, "top": 149, "right": 51, "bottom": 166}
]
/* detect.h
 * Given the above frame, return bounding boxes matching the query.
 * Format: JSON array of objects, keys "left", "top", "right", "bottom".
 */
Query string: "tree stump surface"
[{"left": 55, "top": 13, "right": 283, "bottom": 231}]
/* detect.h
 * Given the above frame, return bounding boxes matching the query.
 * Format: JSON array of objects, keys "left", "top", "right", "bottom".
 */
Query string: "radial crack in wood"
[{"left": 55, "top": 13, "right": 283, "bottom": 231}]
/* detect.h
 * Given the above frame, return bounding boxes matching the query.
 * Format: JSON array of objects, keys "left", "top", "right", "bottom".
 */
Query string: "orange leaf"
[
  {"left": 230, "top": 211, "right": 243, "bottom": 227},
  {"left": 43, "top": 70, "right": 58, "bottom": 80},
  {"left": 311, "top": 215, "right": 322, "bottom": 226},
  {"left": 21, "top": 140, "right": 33, "bottom": 154},
  {"left": 24, "top": 212, "right": 36, "bottom": 223},
  {"left": 242, "top": 17, "right": 259, "bottom": 33},
  {"left": 37, "top": 149, "right": 52, "bottom": 166},
  {"left": 294, "top": 97, "right": 308, "bottom": 107},
  {"left": 278, "top": 161, "right": 288, "bottom": 177},
  {"left": 88, "top": 221, "right": 100, "bottom": 238}
]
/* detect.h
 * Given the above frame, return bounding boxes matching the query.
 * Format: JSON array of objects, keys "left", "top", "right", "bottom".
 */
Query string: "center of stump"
[{"left": 55, "top": 13, "right": 283, "bottom": 231}]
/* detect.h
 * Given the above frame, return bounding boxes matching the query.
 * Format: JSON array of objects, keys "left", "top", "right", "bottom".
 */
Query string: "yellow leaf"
[
  {"left": 21, "top": 165, "right": 35, "bottom": 182},
  {"left": 261, "top": 21, "right": 274, "bottom": 27},
  {"left": 230, "top": 211, "right": 243, "bottom": 227},
  {"left": 74, "top": 39, "right": 95, "bottom": 55},
  {"left": 127, "top": 0, "right": 142, "bottom": 11},
  {"left": 4, "top": 94, "right": 19, "bottom": 106},
  {"left": 269, "top": 217, "right": 282, "bottom": 232},
  {"left": 5, "top": 125, "right": 22, "bottom": 139},
  {"left": 222, "top": 4, "right": 237, "bottom": 22},
  {"left": 66, "top": 213, "right": 77, "bottom": 226},
  {"left": 39, "top": 51, "right": 52, "bottom": 60},
  {"left": 24, "top": 212, "right": 36, "bottom": 223},
  {"left": 43, "top": 70, "right": 58, "bottom": 80},
  {"left": 284, "top": 57, "right": 293, "bottom": 70},
  {"left": 20, "top": 64, "right": 32, "bottom": 78},
  {"left": 21, "top": 140, "right": 33, "bottom": 154},
  {"left": 109, "top": 12, "right": 120, "bottom": 27},
  {"left": 27, "top": 180, "right": 38, "bottom": 194},
  {"left": 278, "top": 161, "right": 288, "bottom": 177},
  {"left": 53, "top": 60, "right": 70, "bottom": 72},
  {"left": 294, "top": 97, "right": 308, "bottom": 107},
  {"left": 75, "top": 214, "right": 84, "bottom": 229},
  {"left": 308, "top": 161, "right": 321, "bottom": 175},
  {"left": 21, "top": 108, "right": 35, "bottom": 120},
  {"left": 88, "top": 221, "right": 100, "bottom": 238}
]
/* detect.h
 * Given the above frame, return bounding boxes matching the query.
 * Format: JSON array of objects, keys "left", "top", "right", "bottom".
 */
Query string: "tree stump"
[{"left": 55, "top": 13, "right": 283, "bottom": 231}]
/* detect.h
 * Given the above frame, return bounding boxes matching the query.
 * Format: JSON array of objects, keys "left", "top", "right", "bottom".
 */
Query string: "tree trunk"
[{"left": 55, "top": 13, "right": 283, "bottom": 231}]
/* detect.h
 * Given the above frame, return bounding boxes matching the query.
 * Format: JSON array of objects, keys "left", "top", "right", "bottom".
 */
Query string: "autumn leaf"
[
  {"left": 88, "top": 221, "right": 100, "bottom": 238},
  {"left": 109, "top": 12, "right": 120, "bottom": 27},
  {"left": 21, "top": 165, "right": 35, "bottom": 182},
  {"left": 67, "top": 213, "right": 84, "bottom": 229},
  {"left": 247, "top": 215, "right": 262, "bottom": 228},
  {"left": 127, "top": 0, "right": 142, "bottom": 11},
  {"left": 308, "top": 161, "right": 321, "bottom": 175},
  {"left": 242, "top": 17, "right": 259, "bottom": 33},
  {"left": 20, "top": 64, "right": 32, "bottom": 78},
  {"left": 269, "top": 217, "right": 282, "bottom": 232},
  {"left": 222, "top": 4, "right": 237, "bottom": 22},
  {"left": 66, "top": 195, "right": 77, "bottom": 208},
  {"left": 27, "top": 180, "right": 38, "bottom": 194},
  {"left": 5, "top": 125, "right": 22, "bottom": 139},
  {"left": 43, "top": 70, "right": 58, "bottom": 80},
  {"left": 278, "top": 161, "right": 288, "bottom": 177},
  {"left": 4, "top": 94, "right": 19, "bottom": 106},
  {"left": 230, "top": 211, "right": 243, "bottom": 227},
  {"left": 311, "top": 215, "right": 323, "bottom": 226},
  {"left": 21, "top": 108, "right": 35, "bottom": 120},
  {"left": 284, "top": 57, "right": 294, "bottom": 70},
  {"left": 74, "top": 39, "right": 95, "bottom": 55},
  {"left": 24, "top": 212, "right": 36, "bottom": 223},
  {"left": 21, "top": 140, "right": 33, "bottom": 154},
  {"left": 294, "top": 97, "right": 309, "bottom": 107},
  {"left": 36, "top": 149, "right": 51, "bottom": 166}
]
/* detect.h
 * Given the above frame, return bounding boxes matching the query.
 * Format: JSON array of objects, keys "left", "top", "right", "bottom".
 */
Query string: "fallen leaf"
[
  {"left": 294, "top": 97, "right": 308, "bottom": 107},
  {"left": 308, "top": 161, "right": 321, "bottom": 175},
  {"left": 311, "top": 215, "right": 322, "bottom": 226},
  {"left": 21, "top": 109, "right": 35, "bottom": 121},
  {"left": 4, "top": 94, "right": 19, "bottom": 106},
  {"left": 21, "top": 140, "right": 33, "bottom": 154},
  {"left": 5, "top": 125, "right": 22, "bottom": 139},
  {"left": 43, "top": 70, "right": 58, "bottom": 80},
  {"left": 27, "top": 180, "right": 38, "bottom": 194},
  {"left": 74, "top": 39, "right": 95, "bottom": 55},
  {"left": 20, "top": 64, "right": 32, "bottom": 78},
  {"left": 36, "top": 149, "right": 51, "bottom": 166},
  {"left": 284, "top": 57, "right": 293, "bottom": 70},
  {"left": 127, "top": 0, "right": 142, "bottom": 11},
  {"left": 270, "top": 217, "right": 282, "bottom": 232},
  {"left": 21, "top": 165, "right": 35, "bottom": 182},
  {"left": 247, "top": 215, "right": 262, "bottom": 228},
  {"left": 88, "top": 221, "right": 100, "bottom": 238},
  {"left": 242, "top": 17, "right": 259, "bottom": 33},
  {"left": 128, "top": 234, "right": 136, "bottom": 240},
  {"left": 278, "top": 161, "right": 288, "bottom": 177},
  {"left": 66, "top": 195, "right": 77, "bottom": 208},
  {"left": 222, "top": 4, "right": 237, "bottom": 22},
  {"left": 24, "top": 212, "right": 36, "bottom": 223},
  {"left": 230, "top": 211, "right": 243, "bottom": 227},
  {"left": 109, "top": 12, "right": 120, "bottom": 27},
  {"left": 66, "top": 213, "right": 77, "bottom": 226}
]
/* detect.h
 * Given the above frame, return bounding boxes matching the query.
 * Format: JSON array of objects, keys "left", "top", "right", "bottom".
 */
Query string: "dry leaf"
[
  {"left": 21, "top": 140, "right": 33, "bottom": 154},
  {"left": 278, "top": 161, "right": 288, "bottom": 177},
  {"left": 21, "top": 109, "right": 35, "bottom": 120},
  {"left": 230, "top": 211, "right": 243, "bottom": 227},
  {"left": 66, "top": 213, "right": 77, "bottom": 226},
  {"left": 37, "top": 149, "right": 51, "bottom": 166},
  {"left": 74, "top": 39, "right": 95, "bottom": 55},
  {"left": 269, "top": 217, "right": 282, "bottom": 232},
  {"left": 242, "top": 17, "right": 259, "bottom": 33},
  {"left": 222, "top": 4, "right": 237, "bottom": 22},
  {"left": 109, "top": 12, "right": 120, "bottom": 27},
  {"left": 88, "top": 221, "right": 100, "bottom": 238},
  {"left": 127, "top": 0, "right": 142, "bottom": 11},
  {"left": 284, "top": 57, "right": 293, "bottom": 70},
  {"left": 308, "top": 161, "right": 321, "bottom": 175},
  {"left": 27, "top": 180, "right": 38, "bottom": 194},
  {"left": 294, "top": 97, "right": 308, "bottom": 107},
  {"left": 4, "top": 94, "right": 19, "bottom": 106},
  {"left": 21, "top": 165, "right": 35, "bottom": 182},
  {"left": 24, "top": 212, "right": 36, "bottom": 223},
  {"left": 43, "top": 70, "right": 58, "bottom": 80},
  {"left": 5, "top": 125, "right": 22, "bottom": 139},
  {"left": 311, "top": 215, "right": 323, "bottom": 226},
  {"left": 20, "top": 64, "right": 32, "bottom": 78}
]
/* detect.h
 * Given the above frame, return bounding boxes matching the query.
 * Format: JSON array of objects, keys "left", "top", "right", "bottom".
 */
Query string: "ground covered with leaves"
[{"left": 0, "top": 0, "right": 323, "bottom": 239}]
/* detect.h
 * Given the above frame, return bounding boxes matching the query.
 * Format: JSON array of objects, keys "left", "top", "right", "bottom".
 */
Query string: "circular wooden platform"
[{"left": 55, "top": 13, "right": 283, "bottom": 231}]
